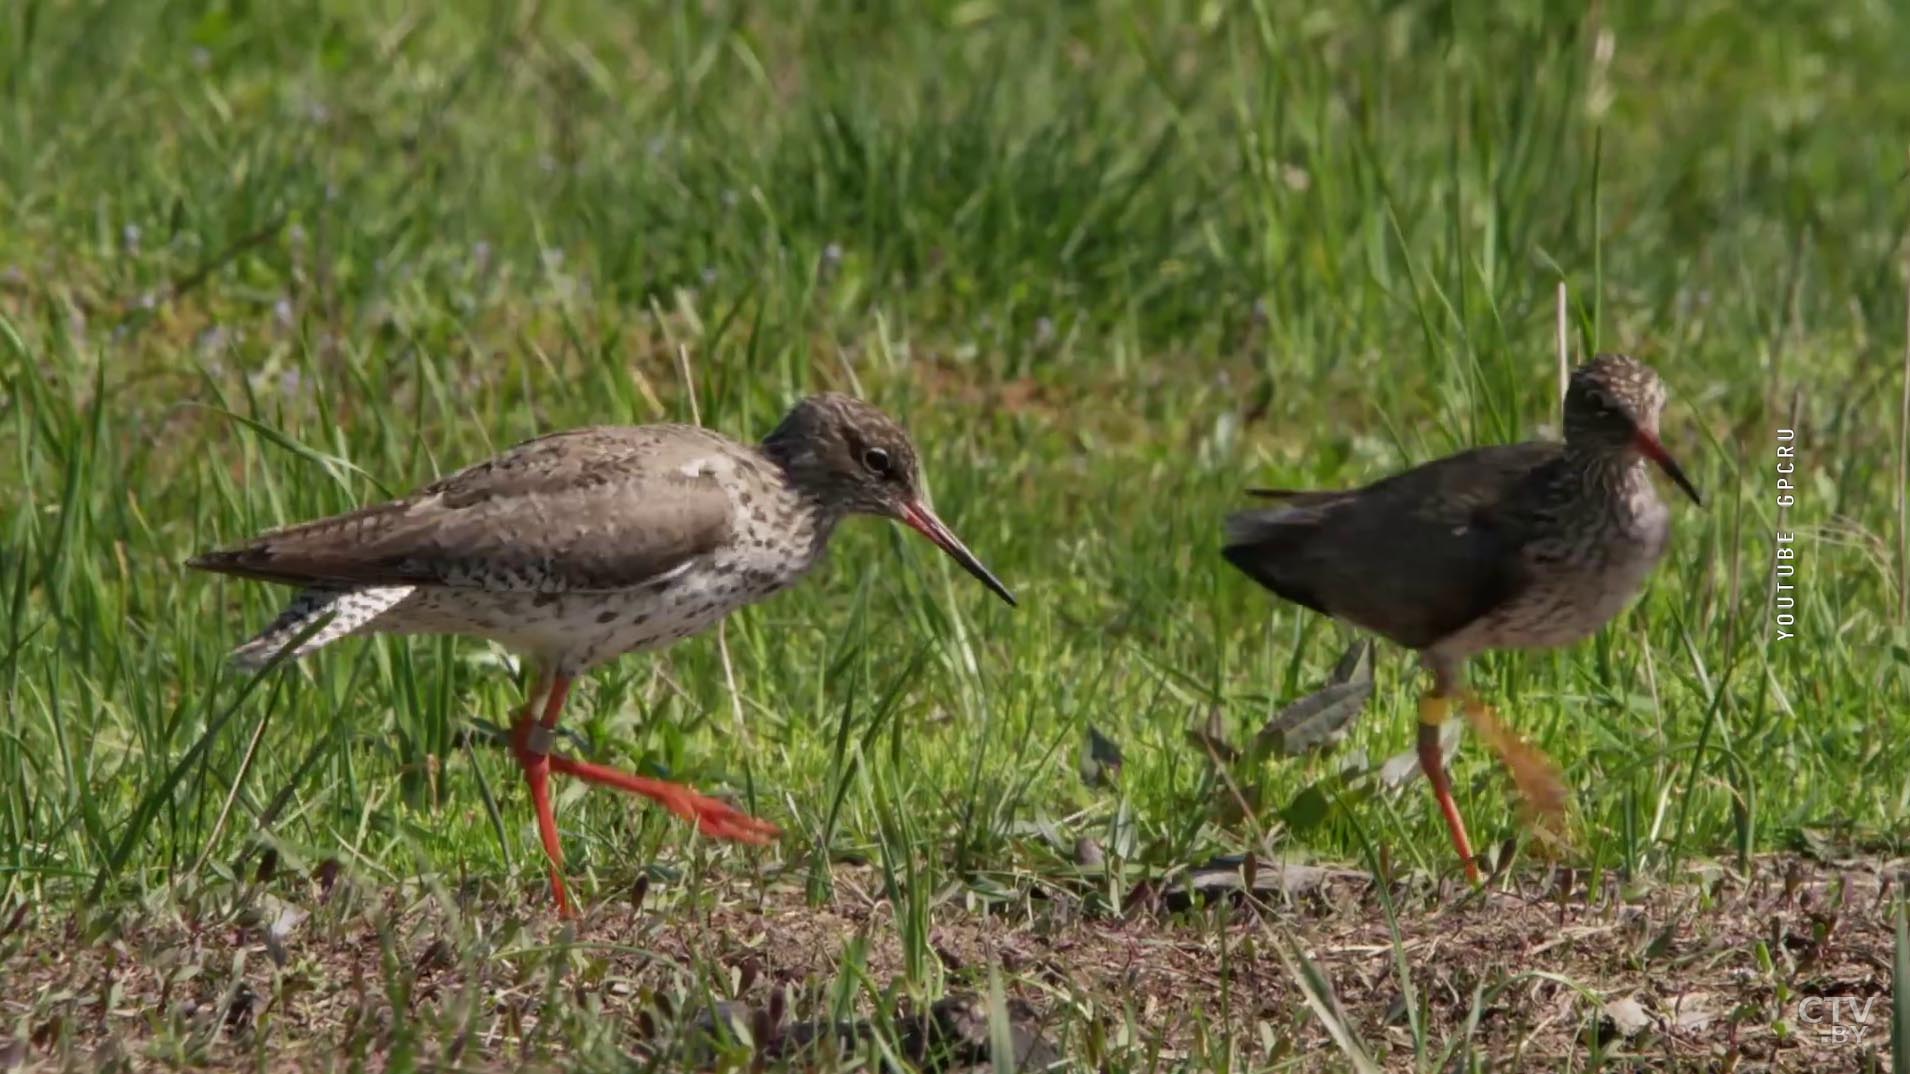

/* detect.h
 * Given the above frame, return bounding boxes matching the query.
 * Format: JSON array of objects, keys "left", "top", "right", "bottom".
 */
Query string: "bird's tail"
[
  {"left": 228, "top": 585, "right": 413, "bottom": 670},
  {"left": 1221, "top": 490, "right": 1346, "bottom": 553},
  {"left": 1221, "top": 493, "right": 1351, "bottom": 615},
  {"left": 1242, "top": 487, "right": 1347, "bottom": 506}
]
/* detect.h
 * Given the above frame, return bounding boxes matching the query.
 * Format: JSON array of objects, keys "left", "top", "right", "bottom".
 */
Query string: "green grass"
[{"left": 4, "top": 0, "right": 1910, "bottom": 1068}]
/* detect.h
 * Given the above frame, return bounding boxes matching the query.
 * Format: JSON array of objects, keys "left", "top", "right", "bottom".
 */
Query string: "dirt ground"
[{"left": 2, "top": 853, "right": 1902, "bottom": 1072}]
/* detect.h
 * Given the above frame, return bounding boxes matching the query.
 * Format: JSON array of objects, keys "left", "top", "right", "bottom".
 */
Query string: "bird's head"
[
  {"left": 764, "top": 393, "right": 1017, "bottom": 605},
  {"left": 1564, "top": 354, "right": 1702, "bottom": 506}
]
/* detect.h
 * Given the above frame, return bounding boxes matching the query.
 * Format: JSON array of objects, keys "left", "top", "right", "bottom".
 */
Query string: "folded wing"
[
  {"left": 1222, "top": 442, "right": 1560, "bottom": 649},
  {"left": 189, "top": 426, "right": 738, "bottom": 593}
]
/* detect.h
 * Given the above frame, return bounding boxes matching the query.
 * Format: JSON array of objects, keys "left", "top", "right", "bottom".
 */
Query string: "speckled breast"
[{"left": 1467, "top": 497, "right": 1671, "bottom": 653}]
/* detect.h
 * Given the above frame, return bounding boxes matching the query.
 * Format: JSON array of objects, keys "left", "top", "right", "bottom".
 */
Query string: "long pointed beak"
[
  {"left": 1634, "top": 429, "right": 1703, "bottom": 507},
  {"left": 899, "top": 500, "right": 1017, "bottom": 606}
]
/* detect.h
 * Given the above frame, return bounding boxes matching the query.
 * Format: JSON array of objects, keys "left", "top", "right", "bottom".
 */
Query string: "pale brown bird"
[{"left": 191, "top": 394, "right": 1015, "bottom": 914}]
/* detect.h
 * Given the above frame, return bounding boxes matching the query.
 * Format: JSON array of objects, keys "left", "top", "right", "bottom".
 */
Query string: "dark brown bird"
[
  {"left": 190, "top": 393, "right": 1015, "bottom": 914},
  {"left": 1221, "top": 354, "right": 1701, "bottom": 883}
]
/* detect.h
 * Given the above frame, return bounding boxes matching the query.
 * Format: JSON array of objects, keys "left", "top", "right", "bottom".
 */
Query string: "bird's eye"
[{"left": 861, "top": 447, "right": 891, "bottom": 475}]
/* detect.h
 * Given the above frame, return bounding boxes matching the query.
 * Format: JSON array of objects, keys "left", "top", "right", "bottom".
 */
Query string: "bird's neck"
[
  {"left": 759, "top": 429, "right": 806, "bottom": 478},
  {"left": 757, "top": 438, "right": 849, "bottom": 546},
  {"left": 1562, "top": 444, "right": 1660, "bottom": 517}
]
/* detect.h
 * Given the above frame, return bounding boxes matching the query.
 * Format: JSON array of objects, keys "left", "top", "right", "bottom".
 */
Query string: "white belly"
[{"left": 383, "top": 547, "right": 815, "bottom": 673}]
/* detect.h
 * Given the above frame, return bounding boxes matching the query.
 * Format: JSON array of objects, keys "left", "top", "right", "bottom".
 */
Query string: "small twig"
[
  {"left": 1556, "top": 280, "right": 1570, "bottom": 408},
  {"left": 190, "top": 703, "right": 275, "bottom": 878},
  {"left": 1526, "top": 923, "right": 1620, "bottom": 958},
  {"left": 154, "top": 213, "right": 291, "bottom": 312},
  {"left": 88, "top": 211, "right": 291, "bottom": 334},
  {"left": 675, "top": 342, "right": 701, "bottom": 427}
]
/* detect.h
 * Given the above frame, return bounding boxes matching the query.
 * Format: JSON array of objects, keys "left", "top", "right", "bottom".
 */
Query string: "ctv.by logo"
[{"left": 1794, "top": 995, "right": 1879, "bottom": 1045}]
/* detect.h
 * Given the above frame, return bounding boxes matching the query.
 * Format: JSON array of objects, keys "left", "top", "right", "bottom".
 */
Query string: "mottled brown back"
[{"left": 189, "top": 426, "right": 742, "bottom": 592}]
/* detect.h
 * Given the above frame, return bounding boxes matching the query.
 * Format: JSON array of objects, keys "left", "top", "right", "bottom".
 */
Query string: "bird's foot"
[
  {"left": 1456, "top": 695, "right": 1573, "bottom": 853},
  {"left": 547, "top": 754, "right": 780, "bottom": 845},
  {"left": 660, "top": 785, "right": 782, "bottom": 844}
]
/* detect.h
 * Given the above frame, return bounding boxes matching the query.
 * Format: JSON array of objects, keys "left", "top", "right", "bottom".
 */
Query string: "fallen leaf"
[
  {"left": 1253, "top": 640, "right": 1374, "bottom": 759},
  {"left": 1602, "top": 996, "right": 1651, "bottom": 1038}
]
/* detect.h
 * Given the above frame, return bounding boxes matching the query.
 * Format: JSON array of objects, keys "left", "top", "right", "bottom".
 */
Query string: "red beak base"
[
  {"left": 1634, "top": 429, "right": 1703, "bottom": 507},
  {"left": 899, "top": 501, "right": 1017, "bottom": 606}
]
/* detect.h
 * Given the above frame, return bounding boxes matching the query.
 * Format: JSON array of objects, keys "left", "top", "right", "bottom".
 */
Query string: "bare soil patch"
[{"left": 2, "top": 854, "right": 1902, "bottom": 1072}]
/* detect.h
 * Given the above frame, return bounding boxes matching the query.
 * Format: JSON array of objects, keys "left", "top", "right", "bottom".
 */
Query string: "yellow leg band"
[{"left": 1417, "top": 694, "right": 1454, "bottom": 726}]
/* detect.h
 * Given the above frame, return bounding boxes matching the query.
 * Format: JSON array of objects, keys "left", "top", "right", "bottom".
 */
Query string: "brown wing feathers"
[{"left": 189, "top": 427, "right": 738, "bottom": 593}]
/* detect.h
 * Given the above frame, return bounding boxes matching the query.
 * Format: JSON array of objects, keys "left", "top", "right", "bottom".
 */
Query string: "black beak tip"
[
  {"left": 901, "top": 501, "right": 1018, "bottom": 608},
  {"left": 967, "top": 561, "right": 1018, "bottom": 608},
  {"left": 1669, "top": 466, "right": 1705, "bottom": 508}
]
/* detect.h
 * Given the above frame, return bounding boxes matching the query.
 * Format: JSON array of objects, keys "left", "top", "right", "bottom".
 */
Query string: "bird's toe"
[
  {"left": 695, "top": 802, "right": 781, "bottom": 844},
  {"left": 661, "top": 787, "right": 779, "bottom": 844}
]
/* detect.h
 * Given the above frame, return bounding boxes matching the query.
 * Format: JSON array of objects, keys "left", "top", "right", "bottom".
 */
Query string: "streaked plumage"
[
  {"left": 191, "top": 393, "right": 1016, "bottom": 914},
  {"left": 1222, "top": 354, "right": 1701, "bottom": 883},
  {"left": 197, "top": 425, "right": 825, "bottom": 674}
]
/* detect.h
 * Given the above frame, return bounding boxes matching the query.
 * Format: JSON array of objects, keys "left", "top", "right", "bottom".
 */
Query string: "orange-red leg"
[
  {"left": 547, "top": 754, "right": 779, "bottom": 843},
  {"left": 1418, "top": 694, "right": 1482, "bottom": 885},
  {"left": 1458, "top": 693, "right": 1571, "bottom": 856},
  {"left": 509, "top": 669, "right": 780, "bottom": 916},
  {"left": 511, "top": 671, "right": 574, "bottom": 916}
]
